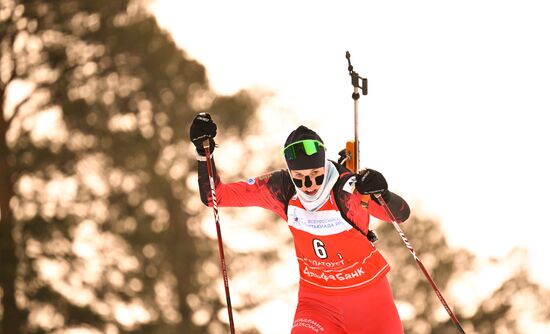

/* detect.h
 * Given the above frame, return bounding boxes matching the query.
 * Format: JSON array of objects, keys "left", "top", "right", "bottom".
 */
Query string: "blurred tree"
[
  {"left": 375, "top": 215, "right": 550, "bottom": 333},
  {"left": 3, "top": 0, "right": 548, "bottom": 333},
  {"left": 0, "top": 0, "right": 265, "bottom": 333}
]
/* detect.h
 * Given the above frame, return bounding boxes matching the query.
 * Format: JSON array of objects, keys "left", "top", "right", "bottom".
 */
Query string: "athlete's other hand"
[
  {"left": 355, "top": 168, "right": 391, "bottom": 204},
  {"left": 189, "top": 113, "right": 217, "bottom": 156}
]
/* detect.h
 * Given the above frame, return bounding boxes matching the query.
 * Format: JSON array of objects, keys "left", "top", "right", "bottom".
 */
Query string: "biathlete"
[{"left": 190, "top": 113, "right": 411, "bottom": 333}]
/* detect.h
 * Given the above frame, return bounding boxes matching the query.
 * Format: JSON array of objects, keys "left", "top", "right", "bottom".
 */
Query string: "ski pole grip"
[{"left": 202, "top": 139, "right": 210, "bottom": 150}]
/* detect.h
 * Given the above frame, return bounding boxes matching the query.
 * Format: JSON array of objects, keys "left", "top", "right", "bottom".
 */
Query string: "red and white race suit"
[{"left": 198, "top": 158, "right": 410, "bottom": 333}]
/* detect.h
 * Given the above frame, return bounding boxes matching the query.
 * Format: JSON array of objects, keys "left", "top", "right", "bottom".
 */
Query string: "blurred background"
[{"left": 1, "top": 0, "right": 549, "bottom": 333}]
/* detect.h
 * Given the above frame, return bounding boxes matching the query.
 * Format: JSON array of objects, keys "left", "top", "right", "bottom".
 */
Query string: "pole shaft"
[
  {"left": 374, "top": 194, "right": 466, "bottom": 334},
  {"left": 203, "top": 140, "right": 236, "bottom": 334}
]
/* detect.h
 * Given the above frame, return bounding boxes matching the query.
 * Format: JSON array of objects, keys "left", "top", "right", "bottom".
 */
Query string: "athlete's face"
[{"left": 290, "top": 167, "right": 325, "bottom": 195}]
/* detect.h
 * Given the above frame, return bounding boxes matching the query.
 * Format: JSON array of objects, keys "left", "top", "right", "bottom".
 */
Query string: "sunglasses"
[{"left": 283, "top": 139, "right": 325, "bottom": 160}]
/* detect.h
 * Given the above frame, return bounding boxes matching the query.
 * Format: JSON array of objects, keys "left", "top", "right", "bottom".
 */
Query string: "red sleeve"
[
  {"left": 340, "top": 191, "right": 409, "bottom": 233},
  {"left": 362, "top": 192, "right": 410, "bottom": 224},
  {"left": 211, "top": 177, "right": 288, "bottom": 219},
  {"left": 197, "top": 157, "right": 293, "bottom": 220},
  {"left": 365, "top": 198, "right": 392, "bottom": 222}
]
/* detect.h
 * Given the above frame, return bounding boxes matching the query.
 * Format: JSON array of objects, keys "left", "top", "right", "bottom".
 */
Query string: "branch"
[
  {"left": 7, "top": 94, "right": 32, "bottom": 126},
  {"left": 7, "top": 81, "right": 54, "bottom": 126}
]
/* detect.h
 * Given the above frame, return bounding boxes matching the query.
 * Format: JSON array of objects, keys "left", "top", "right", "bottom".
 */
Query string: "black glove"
[
  {"left": 189, "top": 113, "right": 217, "bottom": 156},
  {"left": 355, "top": 168, "right": 391, "bottom": 204}
]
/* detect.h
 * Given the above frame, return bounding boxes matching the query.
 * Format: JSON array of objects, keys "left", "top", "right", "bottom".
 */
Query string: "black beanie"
[{"left": 284, "top": 125, "right": 325, "bottom": 170}]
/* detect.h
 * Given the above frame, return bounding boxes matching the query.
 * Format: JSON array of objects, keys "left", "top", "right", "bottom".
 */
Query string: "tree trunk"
[
  {"left": 0, "top": 111, "right": 24, "bottom": 333},
  {"left": 166, "top": 198, "right": 203, "bottom": 334}
]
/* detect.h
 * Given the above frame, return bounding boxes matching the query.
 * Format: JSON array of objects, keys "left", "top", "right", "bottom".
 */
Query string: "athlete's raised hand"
[
  {"left": 355, "top": 168, "right": 391, "bottom": 204},
  {"left": 189, "top": 113, "right": 217, "bottom": 155}
]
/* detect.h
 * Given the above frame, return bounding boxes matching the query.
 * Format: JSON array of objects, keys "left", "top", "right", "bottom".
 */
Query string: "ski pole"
[
  {"left": 203, "top": 140, "right": 236, "bottom": 334},
  {"left": 374, "top": 194, "right": 466, "bottom": 334},
  {"left": 345, "top": 51, "right": 466, "bottom": 333}
]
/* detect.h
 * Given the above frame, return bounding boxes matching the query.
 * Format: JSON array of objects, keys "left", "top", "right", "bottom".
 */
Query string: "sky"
[{"left": 150, "top": 0, "right": 550, "bottom": 331}]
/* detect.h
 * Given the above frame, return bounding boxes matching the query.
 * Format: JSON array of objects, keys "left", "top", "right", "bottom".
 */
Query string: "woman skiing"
[{"left": 190, "top": 113, "right": 410, "bottom": 333}]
